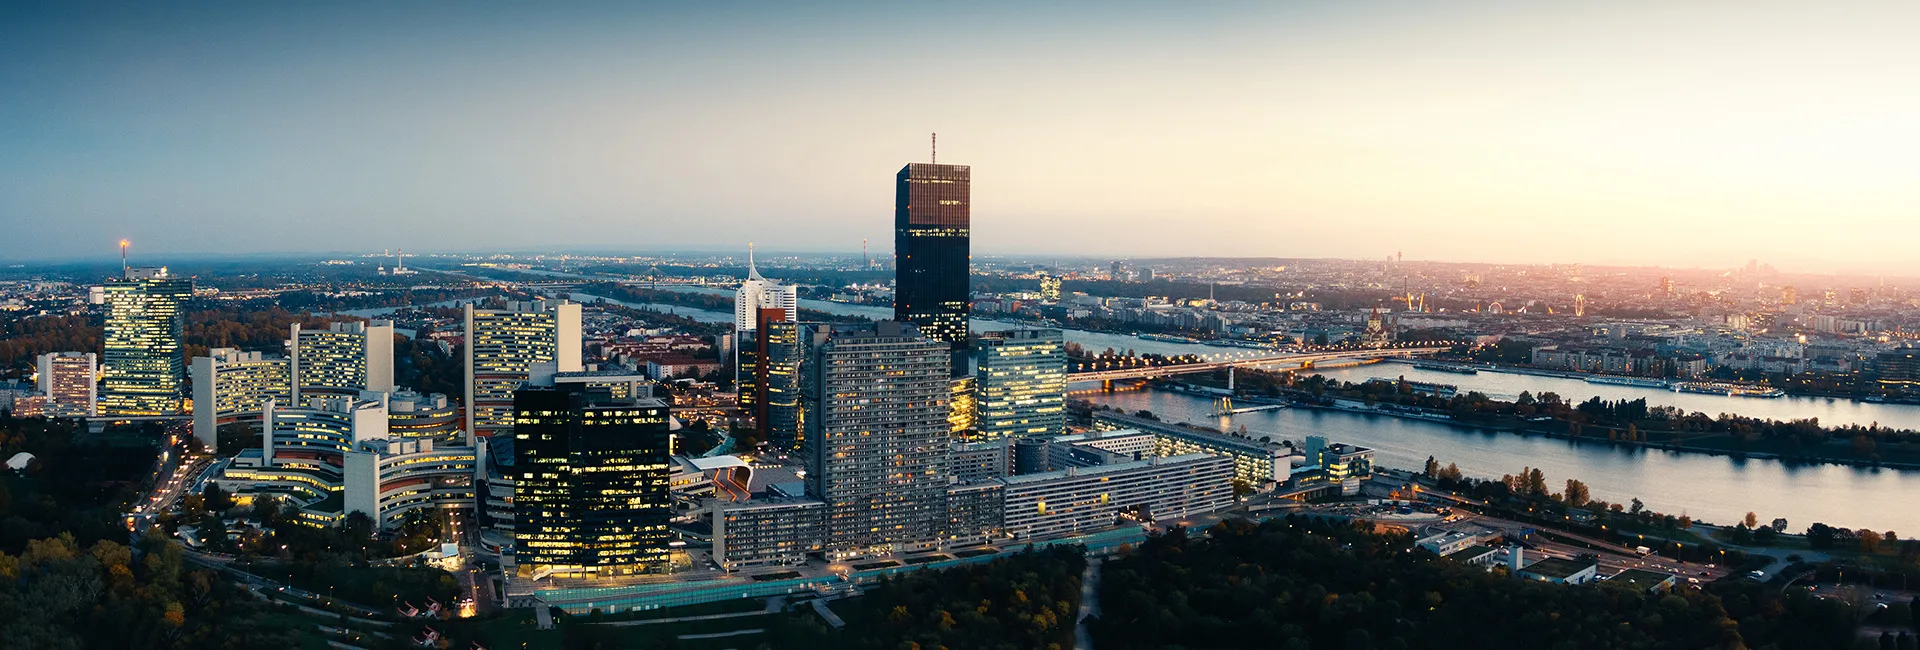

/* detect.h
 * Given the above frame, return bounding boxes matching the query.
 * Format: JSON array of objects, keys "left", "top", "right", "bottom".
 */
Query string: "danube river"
[
  {"left": 514, "top": 271, "right": 1920, "bottom": 532},
  {"left": 1080, "top": 387, "right": 1920, "bottom": 535}
]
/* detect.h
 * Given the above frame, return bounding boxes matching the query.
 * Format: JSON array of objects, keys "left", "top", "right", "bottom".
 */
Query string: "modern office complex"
[
  {"left": 803, "top": 321, "right": 953, "bottom": 559},
  {"left": 99, "top": 267, "right": 193, "bottom": 416},
  {"left": 213, "top": 394, "right": 475, "bottom": 529},
  {"left": 466, "top": 300, "right": 582, "bottom": 441},
  {"left": 999, "top": 453, "right": 1234, "bottom": 540},
  {"left": 1092, "top": 411, "right": 1293, "bottom": 487},
  {"left": 894, "top": 162, "right": 971, "bottom": 364},
  {"left": 385, "top": 388, "right": 463, "bottom": 442},
  {"left": 35, "top": 352, "right": 96, "bottom": 418},
  {"left": 512, "top": 379, "right": 674, "bottom": 577},
  {"left": 291, "top": 320, "right": 394, "bottom": 400},
  {"left": 973, "top": 329, "right": 1067, "bottom": 440},
  {"left": 191, "top": 348, "right": 292, "bottom": 449}
]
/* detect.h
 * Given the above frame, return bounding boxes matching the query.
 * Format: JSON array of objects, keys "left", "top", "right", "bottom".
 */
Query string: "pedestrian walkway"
[
  {"left": 810, "top": 598, "right": 845, "bottom": 629},
  {"left": 678, "top": 629, "right": 765, "bottom": 640},
  {"left": 1074, "top": 557, "right": 1104, "bottom": 650}
]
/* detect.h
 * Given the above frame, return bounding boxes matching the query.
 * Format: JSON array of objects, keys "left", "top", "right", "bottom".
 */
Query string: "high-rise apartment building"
[
  {"left": 35, "top": 352, "right": 97, "bottom": 418},
  {"left": 191, "top": 348, "right": 292, "bottom": 449},
  {"left": 803, "top": 321, "right": 952, "bottom": 559},
  {"left": 894, "top": 162, "right": 971, "bottom": 362},
  {"left": 973, "top": 329, "right": 1067, "bottom": 440},
  {"left": 291, "top": 320, "right": 394, "bottom": 400},
  {"left": 512, "top": 380, "right": 673, "bottom": 577},
  {"left": 100, "top": 268, "right": 193, "bottom": 416},
  {"left": 465, "top": 300, "right": 582, "bottom": 442}
]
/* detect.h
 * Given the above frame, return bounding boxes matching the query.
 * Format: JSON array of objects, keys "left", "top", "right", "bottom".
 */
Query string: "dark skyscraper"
[
  {"left": 895, "top": 162, "right": 971, "bottom": 361},
  {"left": 512, "top": 380, "right": 673, "bottom": 577}
]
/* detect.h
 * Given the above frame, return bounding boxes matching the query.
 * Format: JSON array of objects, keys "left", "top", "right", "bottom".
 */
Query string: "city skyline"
[{"left": 6, "top": 1, "right": 1920, "bottom": 273}]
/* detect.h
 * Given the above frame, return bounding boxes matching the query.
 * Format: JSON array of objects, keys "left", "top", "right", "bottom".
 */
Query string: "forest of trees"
[
  {"left": 757, "top": 546, "right": 1086, "bottom": 650},
  {"left": 0, "top": 314, "right": 100, "bottom": 376},
  {"left": 0, "top": 416, "right": 328, "bottom": 649},
  {"left": 1092, "top": 517, "right": 1868, "bottom": 650}
]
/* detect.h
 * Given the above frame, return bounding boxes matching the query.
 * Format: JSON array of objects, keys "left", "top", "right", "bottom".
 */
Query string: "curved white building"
[{"left": 733, "top": 246, "right": 798, "bottom": 333}]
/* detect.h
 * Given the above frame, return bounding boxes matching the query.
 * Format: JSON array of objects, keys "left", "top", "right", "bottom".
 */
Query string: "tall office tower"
[
  {"left": 738, "top": 308, "right": 783, "bottom": 435},
  {"left": 803, "top": 322, "right": 952, "bottom": 558},
  {"left": 191, "top": 349, "right": 292, "bottom": 449},
  {"left": 512, "top": 379, "right": 673, "bottom": 577},
  {"left": 465, "top": 300, "right": 582, "bottom": 442},
  {"left": 99, "top": 268, "right": 193, "bottom": 416},
  {"left": 759, "top": 315, "right": 808, "bottom": 452},
  {"left": 973, "top": 329, "right": 1067, "bottom": 440},
  {"left": 733, "top": 247, "right": 798, "bottom": 334},
  {"left": 291, "top": 321, "right": 394, "bottom": 401},
  {"left": 894, "top": 162, "right": 971, "bottom": 365},
  {"left": 35, "top": 352, "right": 97, "bottom": 418}
]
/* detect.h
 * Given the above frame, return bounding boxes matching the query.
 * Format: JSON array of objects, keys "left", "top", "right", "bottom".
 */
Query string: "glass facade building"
[
  {"left": 513, "top": 383, "right": 673, "bottom": 577},
  {"left": 894, "top": 162, "right": 971, "bottom": 368},
  {"left": 973, "top": 329, "right": 1067, "bottom": 440},
  {"left": 35, "top": 352, "right": 97, "bottom": 418},
  {"left": 100, "top": 268, "right": 193, "bottom": 416}
]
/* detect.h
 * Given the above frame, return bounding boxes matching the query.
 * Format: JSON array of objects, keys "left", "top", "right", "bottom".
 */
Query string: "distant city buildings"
[
  {"left": 464, "top": 300, "right": 582, "bottom": 441},
  {"left": 894, "top": 162, "right": 971, "bottom": 369},
  {"left": 35, "top": 352, "right": 96, "bottom": 418},
  {"left": 972, "top": 329, "right": 1067, "bottom": 440},
  {"left": 99, "top": 267, "right": 192, "bottom": 416}
]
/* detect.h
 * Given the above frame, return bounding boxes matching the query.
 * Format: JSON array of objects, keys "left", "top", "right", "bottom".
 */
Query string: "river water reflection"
[{"left": 1080, "top": 388, "right": 1920, "bottom": 534}]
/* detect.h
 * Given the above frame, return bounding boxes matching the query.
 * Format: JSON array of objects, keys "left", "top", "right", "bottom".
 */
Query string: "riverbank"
[{"left": 1263, "top": 389, "right": 1920, "bottom": 471}]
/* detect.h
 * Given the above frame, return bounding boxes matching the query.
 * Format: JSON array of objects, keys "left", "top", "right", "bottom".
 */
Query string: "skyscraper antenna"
[
  {"left": 119, "top": 239, "right": 129, "bottom": 277},
  {"left": 931, "top": 132, "right": 936, "bottom": 164}
]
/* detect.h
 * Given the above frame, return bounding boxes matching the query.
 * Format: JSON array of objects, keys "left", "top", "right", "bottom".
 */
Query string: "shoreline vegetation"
[{"left": 1194, "top": 368, "right": 1920, "bottom": 471}]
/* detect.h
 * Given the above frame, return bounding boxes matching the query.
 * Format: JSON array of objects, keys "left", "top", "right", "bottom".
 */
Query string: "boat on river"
[
  {"left": 1585, "top": 375, "right": 1669, "bottom": 388},
  {"left": 1411, "top": 361, "right": 1479, "bottom": 375},
  {"left": 1672, "top": 381, "right": 1785, "bottom": 398}
]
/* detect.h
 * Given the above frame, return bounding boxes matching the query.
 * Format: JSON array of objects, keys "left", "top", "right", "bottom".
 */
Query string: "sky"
[{"left": 3, "top": 1, "right": 1917, "bottom": 273}]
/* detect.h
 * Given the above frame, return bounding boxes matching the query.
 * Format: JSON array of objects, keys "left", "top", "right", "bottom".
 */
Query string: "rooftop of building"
[
  {"left": 1521, "top": 557, "right": 1598, "bottom": 579},
  {"left": 999, "top": 452, "right": 1221, "bottom": 486},
  {"left": 1443, "top": 545, "right": 1497, "bottom": 562},
  {"left": 1606, "top": 569, "right": 1679, "bottom": 590}
]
